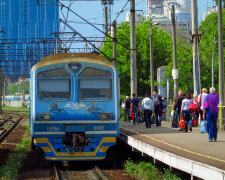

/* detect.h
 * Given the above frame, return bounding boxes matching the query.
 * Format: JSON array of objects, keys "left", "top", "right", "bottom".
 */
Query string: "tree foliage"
[
  {"left": 199, "top": 11, "right": 225, "bottom": 91},
  {"left": 101, "top": 21, "right": 173, "bottom": 96},
  {"left": 101, "top": 11, "right": 225, "bottom": 97}
]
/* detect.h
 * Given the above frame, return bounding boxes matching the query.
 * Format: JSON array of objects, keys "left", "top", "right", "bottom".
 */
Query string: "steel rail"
[
  {"left": 0, "top": 114, "right": 12, "bottom": 127},
  {"left": 54, "top": 164, "right": 65, "bottom": 180},
  {"left": 92, "top": 166, "right": 110, "bottom": 180},
  {"left": 0, "top": 114, "right": 23, "bottom": 143}
]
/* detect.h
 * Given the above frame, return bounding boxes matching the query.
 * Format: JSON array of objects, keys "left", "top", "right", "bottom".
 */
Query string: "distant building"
[
  {"left": 125, "top": 12, "right": 142, "bottom": 24},
  {"left": 0, "top": 0, "right": 59, "bottom": 82},
  {"left": 202, "top": 5, "right": 218, "bottom": 21},
  {"left": 146, "top": 0, "right": 192, "bottom": 35}
]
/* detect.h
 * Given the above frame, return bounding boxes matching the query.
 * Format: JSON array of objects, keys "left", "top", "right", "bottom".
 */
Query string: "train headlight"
[
  {"left": 44, "top": 114, "right": 50, "bottom": 120},
  {"left": 38, "top": 113, "right": 51, "bottom": 120},
  {"left": 100, "top": 113, "right": 112, "bottom": 120}
]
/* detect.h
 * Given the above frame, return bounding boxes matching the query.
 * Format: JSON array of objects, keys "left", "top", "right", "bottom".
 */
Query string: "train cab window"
[
  {"left": 38, "top": 68, "right": 71, "bottom": 100},
  {"left": 78, "top": 68, "right": 112, "bottom": 100}
]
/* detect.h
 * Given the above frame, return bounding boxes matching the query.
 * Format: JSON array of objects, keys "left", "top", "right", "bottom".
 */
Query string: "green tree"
[
  {"left": 101, "top": 21, "right": 173, "bottom": 96},
  {"left": 199, "top": 10, "right": 225, "bottom": 91}
]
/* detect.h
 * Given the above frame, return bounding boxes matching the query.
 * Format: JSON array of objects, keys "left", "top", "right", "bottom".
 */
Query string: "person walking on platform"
[
  {"left": 172, "top": 90, "right": 185, "bottom": 128},
  {"left": 130, "top": 93, "right": 140, "bottom": 125},
  {"left": 198, "top": 88, "right": 208, "bottom": 121},
  {"left": 141, "top": 93, "right": 153, "bottom": 128},
  {"left": 203, "top": 87, "right": 219, "bottom": 142},
  {"left": 124, "top": 96, "right": 130, "bottom": 122},
  {"left": 181, "top": 92, "right": 195, "bottom": 132},
  {"left": 152, "top": 91, "right": 162, "bottom": 127}
]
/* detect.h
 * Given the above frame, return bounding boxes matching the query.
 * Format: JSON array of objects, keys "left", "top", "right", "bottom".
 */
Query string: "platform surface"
[{"left": 120, "top": 121, "right": 225, "bottom": 171}]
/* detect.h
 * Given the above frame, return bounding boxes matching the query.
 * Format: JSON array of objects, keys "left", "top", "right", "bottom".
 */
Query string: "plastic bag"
[
  {"left": 170, "top": 110, "right": 174, "bottom": 122},
  {"left": 122, "top": 102, "right": 125, "bottom": 109},
  {"left": 179, "top": 115, "right": 185, "bottom": 129},
  {"left": 200, "top": 119, "right": 208, "bottom": 133}
]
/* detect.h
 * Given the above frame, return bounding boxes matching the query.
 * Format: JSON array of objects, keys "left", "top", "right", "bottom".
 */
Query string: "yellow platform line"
[{"left": 121, "top": 127, "right": 225, "bottom": 164}]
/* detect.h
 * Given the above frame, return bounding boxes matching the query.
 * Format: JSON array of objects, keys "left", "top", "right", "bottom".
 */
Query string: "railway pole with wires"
[
  {"left": 130, "top": 0, "right": 137, "bottom": 96},
  {"left": 0, "top": 70, "right": 3, "bottom": 117},
  {"left": 112, "top": 20, "right": 117, "bottom": 66}
]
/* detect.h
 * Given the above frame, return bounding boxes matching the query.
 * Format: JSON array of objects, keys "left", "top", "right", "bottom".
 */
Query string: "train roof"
[{"left": 39, "top": 53, "right": 111, "bottom": 65}]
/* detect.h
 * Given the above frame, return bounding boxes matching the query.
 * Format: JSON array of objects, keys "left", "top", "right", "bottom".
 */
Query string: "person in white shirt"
[
  {"left": 141, "top": 93, "right": 153, "bottom": 128},
  {"left": 181, "top": 92, "right": 196, "bottom": 132}
]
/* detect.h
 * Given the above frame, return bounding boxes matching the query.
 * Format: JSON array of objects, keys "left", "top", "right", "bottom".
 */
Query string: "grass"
[
  {"left": 2, "top": 106, "right": 29, "bottom": 112},
  {"left": 0, "top": 136, "right": 30, "bottom": 180},
  {"left": 124, "top": 158, "right": 182, "bottom": 180},
  {"left": 2, "top": 106, "right": 29, "bottom": 115}
]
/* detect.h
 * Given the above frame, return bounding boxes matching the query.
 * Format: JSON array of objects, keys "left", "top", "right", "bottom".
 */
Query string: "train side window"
[{"left": 78, "top": 68, "right": 112, "bottom": 100}]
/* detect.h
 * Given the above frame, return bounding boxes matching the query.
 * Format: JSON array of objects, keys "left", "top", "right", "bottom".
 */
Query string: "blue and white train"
[{"left": 30, "top": 53, "right": 120, "bottom": 161}]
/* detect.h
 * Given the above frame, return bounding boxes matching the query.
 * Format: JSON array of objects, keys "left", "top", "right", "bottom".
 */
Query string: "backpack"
[
  {"left": 161, "top": 101, "right": 167, "bottom": 109},
  {"left": 189, "top": 102, "right": 196, "bottom": 113},
  {"left": 152, "top": 95, "right": 160, "bottom": 107}
]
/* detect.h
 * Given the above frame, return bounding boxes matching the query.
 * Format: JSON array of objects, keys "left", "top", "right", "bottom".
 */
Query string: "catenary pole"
[
  {"left": 130, "top": 0, "right": 137, "bottom": 96},
  {"left": 22, "top": 79, "right": 25, "bottom": 107},
  {"left": 218, "top": 0, "right": 224, "bottom": 128},
  {"left": 149, "top": 24, "right": 154, "bottom": 96},
  {"left": 0, "top": 70, "right": 2, "bottom": 117},
  {"left": 171, "top": 5, "right": 178, "bottom": 97},
  {"left": 113, "top": 20, "right": 117, "bottom": 66},
  {"left": 104, "top": 6, "right": 108, "bottom": 35},
  {"left": 212, "top": 34, "right": 216, "bottom": 88},
  {"left": 191, "top": 0, "right": 201, "bottom": 95}
]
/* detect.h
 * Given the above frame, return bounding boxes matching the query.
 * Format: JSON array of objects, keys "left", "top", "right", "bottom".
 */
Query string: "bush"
[{"left": 124, "top": 159, "right": 182, "bottom": 180}]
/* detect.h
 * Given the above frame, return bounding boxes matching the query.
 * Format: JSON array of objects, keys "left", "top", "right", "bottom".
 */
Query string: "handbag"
[
  {"left": 200, "top": 119, "right": 208, "bottom": 133},
  {"left": 122, "top": 102, "right": 125, "bottom": 109},
  {"left": 179, "top": 115, "right": 185, "bottom": 129},
  {"left": 130, "top": 110, "right": 134, "bottom": 120},
  {"left": 151, "top": 115, "right": 156, "bottom": 124}
]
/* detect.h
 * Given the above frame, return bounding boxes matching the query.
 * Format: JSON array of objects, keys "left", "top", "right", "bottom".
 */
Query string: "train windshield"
[
  {"left": 37, "top": 68, "right": 71, "bottom": 100},
  {"left": 78, "top": 68, "right": 112, "bottom": 100}
]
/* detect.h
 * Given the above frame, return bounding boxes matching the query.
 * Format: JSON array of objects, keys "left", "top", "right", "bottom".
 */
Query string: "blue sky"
[{"left": 60, "top": 0, "right": 216, "bottom": 50}]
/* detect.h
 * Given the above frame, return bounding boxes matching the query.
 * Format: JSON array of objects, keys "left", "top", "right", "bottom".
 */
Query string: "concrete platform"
[{"left": 119, "top": 121, "right": 225, "bottom": 180}]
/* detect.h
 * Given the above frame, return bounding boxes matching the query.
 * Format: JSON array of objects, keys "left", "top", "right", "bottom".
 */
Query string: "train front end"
[{"left": 30, "top": 54, "right": 119, "bottom": 161}]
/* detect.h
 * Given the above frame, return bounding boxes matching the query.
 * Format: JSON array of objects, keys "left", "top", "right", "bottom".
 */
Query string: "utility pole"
[
  {"left": 22, "top": 79, "right": 25, "bottom": 107},
  {"left": 0, "top": 70, "right": 3, "bottom": 117},
  {"left": 3, "top": 80, "right": 5, "bottom": 106},
  {"left": 112, "top": 20, "right": 117, "bottom": 66},
  {"left": 212, "top": 34, "right": 216, "bottom": 88},
  {"left": 130, "top": 0, "right": 137, "bottom": 96},
  {"left": 171, "top": 5, "right": 178, "bottom": 97},
  {"left": 149, "top": 24, "right": 154, "bottom": 96},
  {"left": 85, "top": 42, "right": 88, "bottom": 53},
  {"left": 218, "top": 0, "right": 224, "bottom": 128},
  {"left": 104, "top": 6, "right": 108, "bottom": 35},
  {"left": 191, "top": 0, "right": 201, "bottom": 95}
]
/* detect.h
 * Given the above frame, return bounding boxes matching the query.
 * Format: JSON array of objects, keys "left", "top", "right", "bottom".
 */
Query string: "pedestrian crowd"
[
  {"left": 122, "top": 90, "right": 167, "bottom": 128},
  {"left": 122, "top": 87, "right": 219, "bottom": 142}
]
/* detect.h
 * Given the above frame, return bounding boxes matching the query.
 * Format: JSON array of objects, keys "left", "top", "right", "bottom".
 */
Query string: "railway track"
[
  {"left": 0, "top": 113, "right": 23, "bottom": 143},
  {"left": 54, "top": 164, "right": 110, "bottom": 180}
]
